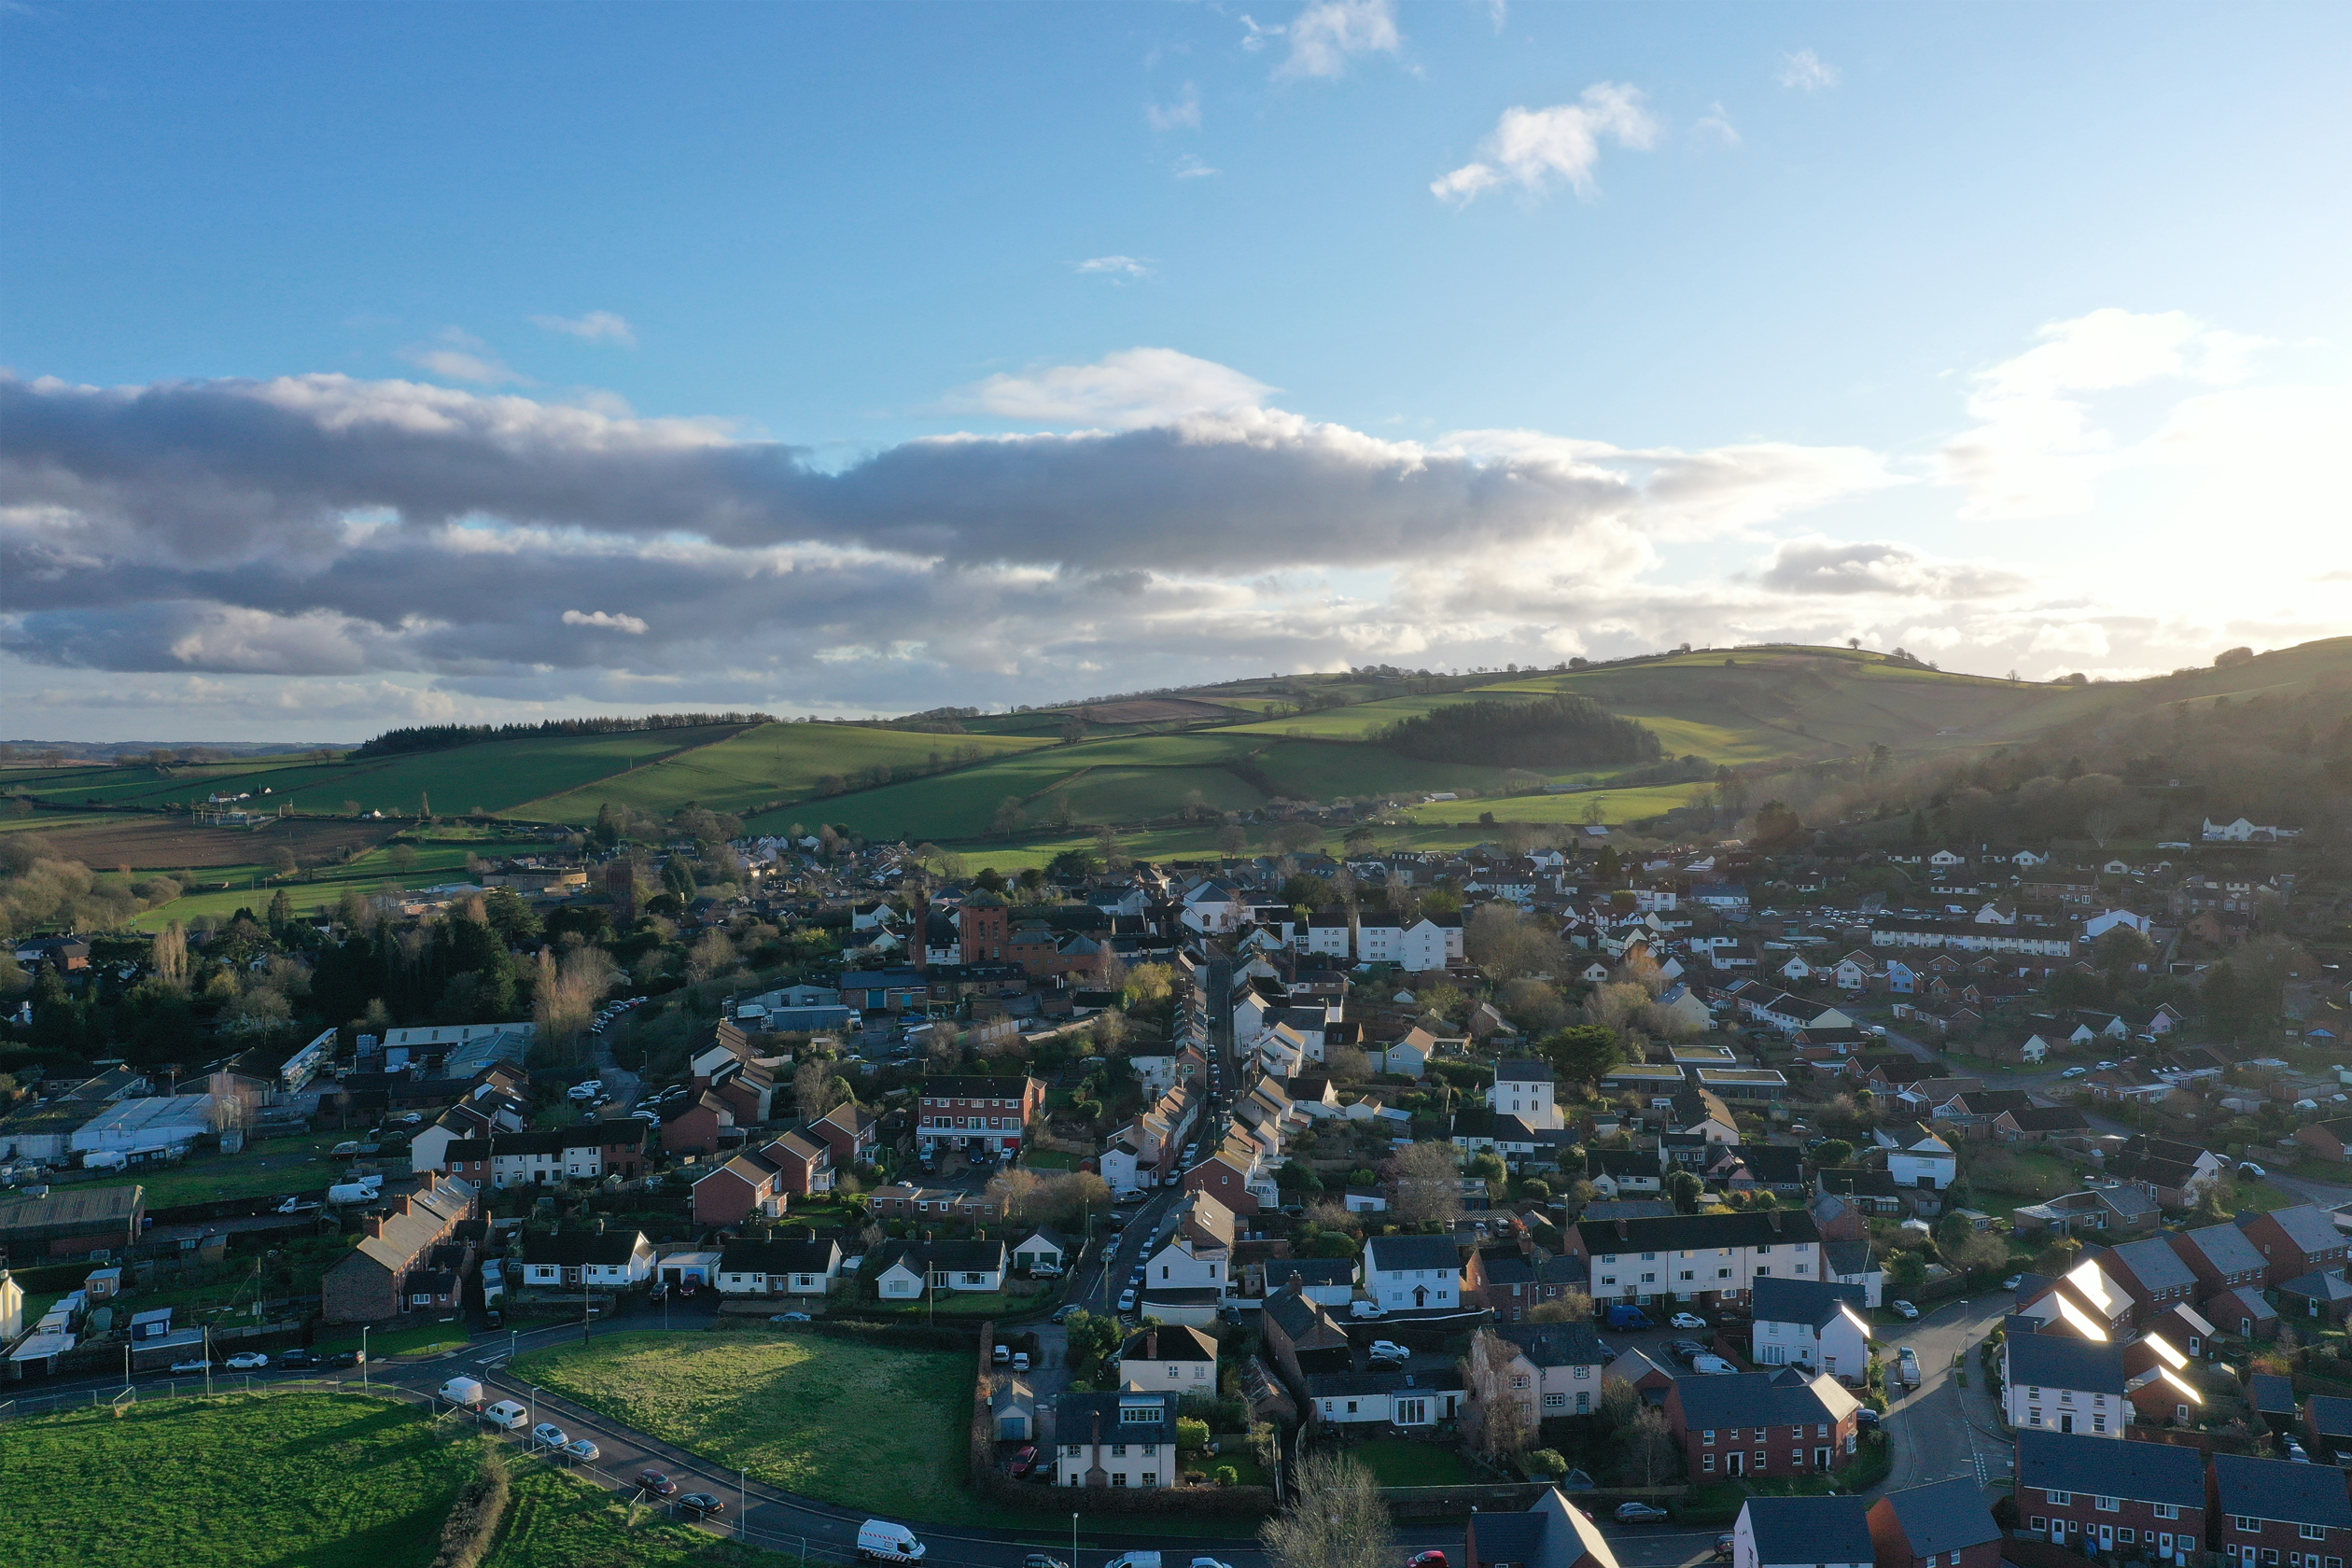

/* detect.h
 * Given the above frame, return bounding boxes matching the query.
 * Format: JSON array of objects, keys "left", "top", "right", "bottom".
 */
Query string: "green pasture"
[
  {"left": 0, "top": 1391, "right": 482, "bottom": 1568},
  {"left": 515, "top": 721, "right": 1054, "bottom": 823},
  {"left": 1396, "top": 779, "right": 1715, "bottom": 826},
  {"left": 132, "top": 836, "right": 544, "bottom": 930}
]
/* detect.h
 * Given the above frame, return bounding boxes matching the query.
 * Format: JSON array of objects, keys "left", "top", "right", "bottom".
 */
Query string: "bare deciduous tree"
[
  {"left": 1259, "top": 1450, "right": 1394, "bottom": 1568},
  {"left": 1462, "top": 1328, "right": 1535, "bottom": 1462},
  {"left": 1381, "top": 1141, "right": 1464, "bottom": 1227}
]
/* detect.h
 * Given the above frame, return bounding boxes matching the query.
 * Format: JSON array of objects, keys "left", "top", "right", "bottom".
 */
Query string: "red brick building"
[
  {"left": 1664, "top": 1371, "right": 1860, "bottom": 1480},
  {"left": 1868, "top": 1477, "right": 2002, "bottom": 1568},
  {"left": 2237, "top": 1206, "right": 2350, "bottom": 1289},
  {"left": 916, "top": 1073, "right": 1043, "bottom": 1160},
  {"left": 319, "top": 1174, "right": 480, "bottom": 1324},
  {"left": 2015, "top": 1429, "right": 2205, "bottom": 1565},
  {"left": 661, "top": 1089, "right": 736, "bottom": 1156},
  {"left": 957, "top": 892, "right": 1010, "bottom": 964},
  {"left": 2212, "top": 1451, "right": 2352, "bottom": 1568}
]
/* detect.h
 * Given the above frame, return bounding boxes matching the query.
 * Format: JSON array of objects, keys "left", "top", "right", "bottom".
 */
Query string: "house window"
[
  {"left": 1703, "top": 1431, "right": 1716, "bottom": 1445},
  {"left": 2032, "top": 1519, "right": 2048, "bottom": 1533},
  {"left": 2096, "top": 1498, "right": 2120, "bottom": 1513},
  {"left": 1702, "top": 1454, "right": 1715, "bottom": 1473},
  {"left": 2235, "top": 1519, "right": 2260, "bottom": 1533},
  {"left": 1111, "top": 1444, "right": 1127, "bottom": 1457},
  {"left": 2048, "top": 1491, "right": 2074, "bottom": 1506},
  {"left": 2306, "top": 1529, "right": 2330, "bottom": 1543},
  {"left": 2154, "top": 1506, "right": 2180, "bottom": 1521},
  {"left": 1544, "top": 1393, "right": 1566, "bottom": 1408}
]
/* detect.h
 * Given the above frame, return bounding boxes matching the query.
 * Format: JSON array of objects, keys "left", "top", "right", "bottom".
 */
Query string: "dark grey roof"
[
  {"left": 1307, "top": 1367, "right": 1465, "bottom": 1397},
  {"left": 1496, "top": 1321, "right": 1607, "bottom": 1369},
  {"left": 1750, "top": 1277, "right": 1867, "bottom": 1329},
  {"left": 2307, "top": 1394, "right": 2352, "bottom": 1439},
  {"left": 1053, "top": 1388, "right": 1175, "bottom": 1446},
  {"left": 2177, "top": 1222, "right": 2266, "bottom": 1278},
  {"left": 1495, "top": 1058, "right": 1555, "bottom": 1084},
  {"left": 1576, "top": 1209, "right": 1822, "bottom": 1255},
  {"left": 2002, "top": 1105, "right": 2092, "bottom": 1131},
  {"left": 522, "top": 1229, "right": 646, "bottom": 1267},
  {"left": 718, "top": 1238, "right": 840, "bottom": 1274},
  {"left": 2214, "top": 1452, "right": 2352, "bottom": 1529},
  {"left": 2252, "top": 1204, "right": 2345, "bottom": 1256},
  {"left": 2282, "top": 1270, "right": 2352, "bottom": 1303},
  {"left": 1671, "top": 1371, "right": 1857, "bottom": 1430},
  {"left": 2016, "top": 1429, "right": 2205, "bottom": 1506},
  {"left": 2006, "top": 1332, "right": 2125, "bottom": 1395},
  {"left": 2102, "top": 1237, "right": 2197, "bottom": 1295},
  {"left": 2247, "top": 1373, "right": 2297, "bottom": 1417},
  {"left": 1823, "top": 1239, "right": 1877, "bottom": 1280},
  {"left": 875, "top": 1238, "right": 1007, "bottom": 1273},
  {"left": 1877, "top": 1477, "right": 1999, "bottom": 1555},
  {"left": 1365, "top": 1234, "right": 1464, "bottom": 1273},
  {"left": 1741, "top": 1495, "right": 1874, "bottom": 1567},
  {"left": 1263, "top": 1286, "right": 1349, "bottom": 1346},
  {"left": 1121, "top": 1325, "right": 1216, "bottom": 1363}
]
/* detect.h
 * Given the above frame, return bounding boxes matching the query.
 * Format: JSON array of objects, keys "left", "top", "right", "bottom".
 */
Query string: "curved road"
[{"left": 16, "top": 1306, "right": 1731, "bottom": 1568}]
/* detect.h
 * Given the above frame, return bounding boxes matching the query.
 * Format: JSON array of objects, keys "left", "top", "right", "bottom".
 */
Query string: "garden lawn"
[
  {"left": 313, "top": 1319, "right": 475, "bottom": 1357},
  {"left": 0, "top": 1390, "right": 479, "bottom": 1568},
  {"left": 74, "top": 1129, "right": 352, "bottom": 1207},
  {"left": 511, "top": 1331, "right": 978, "bottom": 1521},
  {"left": 1346, "top": 1439, "right": 1477, "bottom": 1487}
]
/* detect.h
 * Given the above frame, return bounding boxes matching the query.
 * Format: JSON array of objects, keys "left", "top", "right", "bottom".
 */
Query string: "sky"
[{"left": 5, "top": 0, "right": 2350, "bottom": 742}]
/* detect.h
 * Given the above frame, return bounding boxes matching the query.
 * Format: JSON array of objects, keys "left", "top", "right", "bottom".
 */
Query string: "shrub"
[
  {"left": 1177, "top": 1417, "right": 1210, "bottom": 1450},
  {"left": 1213, "top": 1465, "right": 1239, "bottom": 1487},
  {"left": 1524, "top": 1448, "right": 1569, "bottom": 1478}
]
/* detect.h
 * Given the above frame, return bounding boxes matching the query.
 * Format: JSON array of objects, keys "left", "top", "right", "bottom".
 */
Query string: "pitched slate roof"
[
  {"left": 1672, "top": 1370, "right": 1857, "bottom": 1430},
  {"left": 1875, "top": 1477, "right": 1999, "bottom": 1556},
  {"left": 1121, "top": 1325, "right": 1217, "bottom": 1364},
  {"left": 2006, "top": 1330, "right": 2126, "bottom": 1394},
  {"left": 2003, "top": 1105, "right": 2093, "bottom": 1133},
  {"left": 2213, "top": 1452, "right": 2352, "bottom": 1529},
  {"left": 1365, "top": 1234, "right": 1464, "bottom": 1273},
  {"left": 1750, "top": 1277, "right": 1868, "bottom": 1329},
  {"left": 719, "top": 1238, "right": 841, "bottom": 1275},
  {"left": 2254, "top": 1204, "right": 2345, "bottom": 1255},
  {"left": 1575, "top": 1209, "right": 1822, "bottom": 1255},
  {"left": 2305, "top": 1393, "right": 2352, "bottom": 1440},
  {"left": 2103, "top": 1237, "right": 2197, "bottom": 1295},
  {"left": 2015, "top": 1429, "right": 2205, "bottom": 1506},
  {"left": 1741, "top": 1495, "right": 1874, "bottom": 1567},
  {"left": 1497, "top": 1321, "right": 1607, "bottom": 1369},
  {"left": 2247, "top": 1373, "right": 2297, "bottom": 1418},
  {"left": 522, "top": 1227, "right": 647, "bottom": 1267},
  {"left": 2176, "top": 1221, "right": 2267, "bottom": 1278}
]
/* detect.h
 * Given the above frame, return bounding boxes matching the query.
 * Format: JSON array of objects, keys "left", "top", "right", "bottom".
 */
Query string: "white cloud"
[
  {"left": 1937, "top": 307, "right": 2280, "bottom": 519},
  {"left": 1173, "top": 154, "right": 1221, "bottom": 180},
  {"left": 563, "top": 609, "right": 649, "bottom": 634},
  {"left": 946, "top": 347, "right": 1272, "bottom": 427},
  {"left": 395, "top": 329, "right": 527, "bottom": 386},
  {"left": 1753, "top": 536, "right": 2032, "bottom": 598},
  {"left": 1432, "top": 84, "right": 1660, "bottom": 205},
  {"left": 1072, "top": 256, "right": 1155, "bottom": 280},
  {"left": 1146, "top": 83, "right": 1201, "bottom": 132},
  {"left": 1778, "top": 49, "right": 1839, "bottom": 91},
  {"left": 1258, "top": 0, "right": 1400, "bottom": 80},
  {"left": 1693, "top": 103, "right": 1741, "bottom": 148},
  {"left": 530, "top": 310, "right": 637, "bottom": 347}
]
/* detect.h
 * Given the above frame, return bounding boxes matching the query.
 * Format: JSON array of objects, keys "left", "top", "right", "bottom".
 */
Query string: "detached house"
[
  {"left": 2239, "top": 1205, "right": 2350, "bottom": 1288},
  {"left": 1361, "top": 1234, "right": 1463, "bottom": 1313},
  {"left": 1118, "top": 1325, "right": 1218, "bottom": 1391},
  {"left": 1493, "top": 1320, "right": 1610, "bottom": 1421},
  {"left": 1664, "top": 1370, "right": 1860, "bottom": 1479},
  {"left": 1052, "top": 1388, "right": 1176, "bottom": 1490},
  {"left": 1748, "top": 1278, "right": 1871, "bottom": 1383},
  {"left": 2004, "top": 1328, "right": 2129, "bottom": 1436},
  {"left": 520, "top": 1226, "right": 656, "bottom": 1290},
  {"left": 716, "top": 1237, "right": 843, "bottom": 1297},
  {"left": 1735, "top": 1496, "right": 1873, "bottom": 1568},
  {"left": 872, "top": 1239, "right": 1007, "bottom": 1298}
]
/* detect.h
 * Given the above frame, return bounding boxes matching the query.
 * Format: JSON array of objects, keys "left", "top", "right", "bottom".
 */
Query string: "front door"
[
  {"left": 1814, "top": 1447, "right": 1831, "bottom": 1470},
  {"left": 2061, "top": 1412, "right": 2075, "bottom": 1434},
  {"left": 2097, "top": 1525, "right": 2114, "bottom": 1551},
  {"left": 1727, "top": 1452, "right": 1745, "bottom": 1477},
  {"left": 1413, "top": 1286, "right": 1428, "bottom": 1308}
]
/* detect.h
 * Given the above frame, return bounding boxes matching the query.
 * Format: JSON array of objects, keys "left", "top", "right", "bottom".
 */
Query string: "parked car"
[
  {"left": 1007, "top": 1444, "right": 1038, "bottom": 1477},
  {"left": 1013, "top": 1351, "right": 1029, "bottom": 1372},
  {"left": 531, "top": 1422, "right": 569, "bottom": 1449},
  {"left": 1407, "top": 1554, "right": 1449, "bottom": 1568},
  {"left": 2288, "top": 1439, "right": 2313, "bottom": 1463},
  {"left": 1668, "top": 1339, "right": 1706, "bottom": 1364},
  {"left": 1889, "top": 1299, "right": 1920, "bottom": 1320},
  {"left": 1118, "top": 1289, "right": 1137, "bottom": 1312},
  {"left": 1857, "top": 1407, "right": 1881, "bottom": 1429},
  {"left": 1190, "top": 1559, "right": 1235, "bottom": 1568},
  {"left": 2002, "top": 1275, "right": 2023, "bottom": 1290},
  {"left": 274, "top": 1349, "right": 321, "bottom": 1368},
  {"left": 1367, "top": 1340, "right": 1409, "bottom": 1363},
  {"left": 563, "top": 1438, "right": 600, "bottom": 1463},
  {"left": 1669, "top": 1312, "right": 1708, "bottom": 1330},
  {"left": 326, "top": 1350, "right": 367, "bottom": 1367},
  {"left": 168, "top": 1357, "right": 213, "bottom": 1374},
  {"left": 1024, "top": 1557, "right": 1069, "bottom": 1568},
  {"left": 1897, "top": 1347, "right": 1923, "bottom": 1389},
  {"left": 1050, "top": 1305, "right": 1079, "bottom": 1323},
  {"left": 636, "top": 1469, "right": 679, "bottom": 1496},
  {"left": 2240, "top": 1161, "right": 2268, "bottom": 1179},
  {"left": 1691, "top": 1354, "right": 1740, "bottom": 1376},
  {"left": 993, "top": 1344, "right": 1012, "bottom": 1365},
  {"left": 678, "top": 1493, "right": 726, "bottom": 1518},
  {"left": 1350, "top": 1300, "right": 1387, "bottom": 1320},
  {"left": 1715, "top": 1535, "right": 1736, "bottom": 1560},
  {"left": 225, "top": 1351, "right": 270, "bottom": 1370},
  {"left": 771, "top": 1311, "right": 812, "bottom": 1323},
  {"left": 2061, "top": 1066, "right": 2089, "bottom": 1078},
  {"left": 482, "top": 1401, "right": 528, "bottom": 1431},
  {"left": 1616, "top": 1503, "right": 1671, "bottom": 1523}
]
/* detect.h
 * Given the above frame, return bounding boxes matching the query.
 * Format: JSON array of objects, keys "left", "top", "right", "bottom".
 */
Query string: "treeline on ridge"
[
  {"left": 350, "top": 713, "right": 776, "bottom": 760},
  {"left": 1378, "top": 693, "right": 1661, "bottom": 769}
]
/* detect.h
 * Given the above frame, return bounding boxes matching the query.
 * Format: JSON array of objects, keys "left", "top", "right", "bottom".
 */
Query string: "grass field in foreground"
[
  {"left": 486, "top": 1465, "right": 799, "bottom": 1568},
  {"left": 511, "top": 1332, "right": 981, "bottom": 1522},
  {"left": 0, "top": 1391, "right": 478, "bottom": 1568}
]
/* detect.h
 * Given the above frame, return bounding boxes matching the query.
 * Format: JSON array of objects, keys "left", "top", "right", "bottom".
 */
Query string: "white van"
[
  {"left": 440, "top": 1376, "right": 485, "bottom": 1408},
  {"left": 480, "top": 1400, "right": 528, "bottom": 1431},
  {"left": 857, "top": 1519, "right": 927, "bottom": 1561}
]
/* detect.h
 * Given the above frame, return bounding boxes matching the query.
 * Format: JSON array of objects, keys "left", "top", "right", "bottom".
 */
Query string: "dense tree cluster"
[{"left": 1378, "top": 693, "right": 1661, "bottom": 769}]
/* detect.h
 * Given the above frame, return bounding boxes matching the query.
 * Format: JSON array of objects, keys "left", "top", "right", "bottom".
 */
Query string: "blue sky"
[{"left": 6, "top": 1, "right": 2349, "bottom": 739}]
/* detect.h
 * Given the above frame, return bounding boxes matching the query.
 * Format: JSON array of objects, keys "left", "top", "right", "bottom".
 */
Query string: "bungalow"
[
  {"left": 716, "top": 1237, "right": 844, "bottom": 1297},
  {"left": 872, "top": 1239, "right": 1007, "bottom": 1298},
  {"left": 520, "top": 1227, "right": 656, "bottom": 1290},
  {"left": 1995, "top": 1105, "right": 2093, "bottom": 1143},
  {"left": 1308, "top": 1367, "right": 1466, "bottom": 1428}
]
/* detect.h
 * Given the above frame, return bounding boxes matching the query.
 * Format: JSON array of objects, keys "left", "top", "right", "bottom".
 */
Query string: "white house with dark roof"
[
  {"left": 2005, "top": 1326, "right": 2128, "bottom": 1436},
  {"left": 1490, "top": 1059, "right": 1561, "bottom": 1129},
  {"left": 1362, "top": 1234, "right": 1463, "bottom": 1311},
  {"left": 1734, "top": 1495, "right": 1874, "bottom": 1568},
  {"left": 1748, "top": 1278, "right": 1871, "bottom": 1383}
]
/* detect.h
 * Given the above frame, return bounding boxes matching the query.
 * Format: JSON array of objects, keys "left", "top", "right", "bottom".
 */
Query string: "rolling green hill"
[{"left": 15, "top": 641, "right": 2349, "bottom": 866}]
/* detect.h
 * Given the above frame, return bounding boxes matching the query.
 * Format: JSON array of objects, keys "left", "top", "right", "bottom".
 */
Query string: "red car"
[
  {"left": 1008, "top": 1444, "right": 1039, "bottom": 1477},
  {"left": 1409, "top": 1555, "right": 1449, "bottom": 1568},
  {"left": 635, "top": 1469, "right": 679, "bottom": 1497}
]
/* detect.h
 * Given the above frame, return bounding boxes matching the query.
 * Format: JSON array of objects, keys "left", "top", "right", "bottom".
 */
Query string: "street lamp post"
[
  {"left": 739, "top": 1467, "right": 748, "bottom": 1542},
  {"left": 360, "top": 1323, "right": 370, "bottom": 1388},
  {"left": 1071, "top": 1509, "right": 1079, "bottom": 1568}
]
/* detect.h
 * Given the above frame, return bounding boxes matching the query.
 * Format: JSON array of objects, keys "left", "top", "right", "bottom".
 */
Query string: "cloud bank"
[{"left": 3, "top": 310, "right": 2341, "bottom": 734}]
